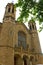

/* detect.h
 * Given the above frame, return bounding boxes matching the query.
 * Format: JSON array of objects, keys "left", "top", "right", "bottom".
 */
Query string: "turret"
[
  {"left": 3, "top": 3, "right": 16, "bottom": 22},
  {"left": 28, "top": 21, "right": 42, "bottom": 53}
]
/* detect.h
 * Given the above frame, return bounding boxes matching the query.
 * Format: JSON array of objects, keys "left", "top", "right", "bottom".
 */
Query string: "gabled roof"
[{"left": 15, "top": 21, "right": 30, "bottom": 33}]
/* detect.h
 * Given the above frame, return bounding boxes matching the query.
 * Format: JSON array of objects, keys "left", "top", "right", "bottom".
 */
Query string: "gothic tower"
[
  {"left": 28, "top": 22, "right": 41, "bottom": 53},
  {"left": 3, "top": 3, "right": 16, "bottom": 22},
  {"left": 0, "top": 3, "right": 43, "bottom": 65}
]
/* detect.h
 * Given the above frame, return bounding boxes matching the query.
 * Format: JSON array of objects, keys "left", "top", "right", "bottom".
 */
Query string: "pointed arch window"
[
  {"left": 18, "top": 31, "right": 26, "bottom": 49},
  {"left": 12, "top": 6, "right": 14, "bottom": 13},
  {"left": 30, "top": 25, "right": 32, "bottom": 30},
  {"left": 32, "top": 24, "right": 34, "bottom": 30},
  {"left": 8, "top": 7, "right": 10, "bottom": 12}
]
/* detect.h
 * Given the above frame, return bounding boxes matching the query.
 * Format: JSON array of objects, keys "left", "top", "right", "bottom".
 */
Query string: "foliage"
[{"left": 15, "top": 0, "right": 43, "bottom": 31}]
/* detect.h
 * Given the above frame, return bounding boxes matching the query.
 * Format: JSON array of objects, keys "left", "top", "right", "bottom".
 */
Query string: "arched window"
[
  {"left": 32, "top": 24, "right": 34, "bottom": 30},
  {"left": 30, "top": 25, "right": 32, "bottom": 30},
  {"left": 8, "top": 7, "right": 10, "bottom": 12},
  {"left": 18, "top": 31, "right": 26, "bottom": 49},
  {"left": 12, "top": 6, "right": 14, "bottom": 13}
]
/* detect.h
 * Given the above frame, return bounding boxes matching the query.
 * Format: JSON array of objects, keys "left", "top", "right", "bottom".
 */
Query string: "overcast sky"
[{"left": 0, "top": 0, "right": 43, "bottom": 53}]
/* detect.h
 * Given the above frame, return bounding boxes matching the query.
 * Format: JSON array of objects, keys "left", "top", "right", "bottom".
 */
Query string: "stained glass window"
[{"left": 18, "top": 31, "right": 26, "bottom": 49}]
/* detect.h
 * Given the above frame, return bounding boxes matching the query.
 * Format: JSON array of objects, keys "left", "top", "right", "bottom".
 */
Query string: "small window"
[
  {"left": 12, "top": 7, "right": 14, "bottom": 13},
  {"left": 30, "top": 25, "right": 32, "bottom": 30},
  {"left": 8, "top": 8, "right": 10, "bottom": 12},
  {"left": 32, "top": 24, "right": 34, "bottom": 30}
]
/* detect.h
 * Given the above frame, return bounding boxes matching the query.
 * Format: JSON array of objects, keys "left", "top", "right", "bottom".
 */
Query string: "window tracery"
[{"left": 18, "top": 31, "right": 26, "bottom": 49}]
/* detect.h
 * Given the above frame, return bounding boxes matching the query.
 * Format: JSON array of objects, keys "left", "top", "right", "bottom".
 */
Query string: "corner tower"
[
  {"left": 28, "top": 21, "right": 41, "bottom": 53},
  {"left": 3, "top": 3, "right": 16, "bottom": 22},
  {"left": 0, "top": 3, "right": 16, "bottom": 65}
]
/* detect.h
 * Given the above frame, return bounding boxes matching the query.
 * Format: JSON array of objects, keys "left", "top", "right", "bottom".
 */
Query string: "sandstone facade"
[{"left": 0, "top": 3, "right": 43, "bottom": 65}]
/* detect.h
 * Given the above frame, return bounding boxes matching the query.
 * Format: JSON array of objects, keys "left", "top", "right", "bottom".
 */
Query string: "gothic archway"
[
  {"left": 23, "top": 55, "right": 29, "bottom": 65},
  {"left": 29, "top": 56, "right": 35, "bottom": 65},
  {"left": 14, "top": 54, "right": 21, "bottom": 65}
]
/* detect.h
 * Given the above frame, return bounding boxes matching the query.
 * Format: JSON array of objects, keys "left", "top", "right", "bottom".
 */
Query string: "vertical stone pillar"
[
  {"left": 27, "top": 58, "right": 30, "bottom": 65},
  {"left": 10, "top": 6, "right": 12, "bottom": 13}
]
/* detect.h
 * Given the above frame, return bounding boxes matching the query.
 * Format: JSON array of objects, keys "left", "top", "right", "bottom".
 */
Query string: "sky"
[{"left": 0, "top": 0, "right": 43, "bottom": 53}]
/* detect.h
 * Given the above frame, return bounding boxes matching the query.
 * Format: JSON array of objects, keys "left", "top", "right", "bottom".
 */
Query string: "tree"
[{"left": 15, "top": 0, "right": 43, "bottom": 31}]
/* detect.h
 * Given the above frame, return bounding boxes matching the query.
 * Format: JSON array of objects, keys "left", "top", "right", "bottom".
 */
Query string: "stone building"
[{"left": 0, "top": 3, "right": 43, "bottom": 65}]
